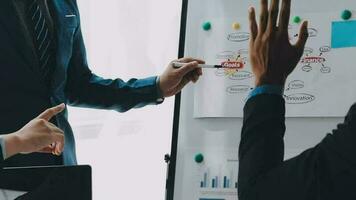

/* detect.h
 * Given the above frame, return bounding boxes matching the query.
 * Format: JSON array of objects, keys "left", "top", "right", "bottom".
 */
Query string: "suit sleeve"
[
  {"left": 0, "top": 139, "right": 4, "bottom": 168},
  {"left": 238, "top": 96, "right": 356, "bottom": 199},
  {"left": 320, "top": 103, "right": 356, "bottom": 166},
  {"left": 238, "top": 94, "right": 286, "bottom": 198},
  {"left": 65, "top": 6, "right": 161, "bottom": 113}
]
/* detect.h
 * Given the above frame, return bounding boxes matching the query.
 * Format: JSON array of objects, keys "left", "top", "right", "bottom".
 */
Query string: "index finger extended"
[{"left": 37, "top": 103, "right": 66, "bottom": 121}]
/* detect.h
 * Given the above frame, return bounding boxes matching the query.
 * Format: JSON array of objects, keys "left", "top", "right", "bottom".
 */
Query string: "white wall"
[{"left": 69, "top": 1, "right": 182, "bottom": 199}]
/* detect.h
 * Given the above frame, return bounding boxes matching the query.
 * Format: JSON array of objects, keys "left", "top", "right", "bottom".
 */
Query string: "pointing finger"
[{"left": 37, "top": 103, "right": 65, "bottom": 121}]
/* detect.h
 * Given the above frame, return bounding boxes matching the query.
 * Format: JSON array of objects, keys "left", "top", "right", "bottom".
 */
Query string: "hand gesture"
[
  {"left": 158, "top": 57, "right": 205, "bottom": 97},
  {"left": 4, "top": 104, "right": 66, "bottom": 158},
  {"left": 249, "top": 0, "right": 309, "bottom": 86}
]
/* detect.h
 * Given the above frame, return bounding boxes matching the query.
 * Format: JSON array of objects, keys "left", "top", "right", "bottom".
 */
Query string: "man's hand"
[
  {"left": 3, "top": 104, "right": 66, "bottom": 159},
  {"left": 159, "top": 57, "right": 205, "bottom": 97},
  {"left": 249, "top": 0, "right": 309, "bottom": 87}
]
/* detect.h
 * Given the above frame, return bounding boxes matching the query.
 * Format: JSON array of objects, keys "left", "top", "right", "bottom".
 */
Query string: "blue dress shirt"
[{"left": 247, "top": 85, "right": 284, "bottom": 100}]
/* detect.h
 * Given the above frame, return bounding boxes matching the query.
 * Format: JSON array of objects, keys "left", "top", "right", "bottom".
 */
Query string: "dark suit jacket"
[
  {"left": 0, "top": 144, "right": 3, "bottom": 168},
  {"left": 0, "top": 0, "right": 161, "bottom": 167},
  {"left": 238, "top": 94, "right": 356, "bottom": 200}
]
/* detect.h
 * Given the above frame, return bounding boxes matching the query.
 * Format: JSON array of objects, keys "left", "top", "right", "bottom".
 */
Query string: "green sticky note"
[{"left": 332, "top": 20, "right": 356, "bottom": 48}]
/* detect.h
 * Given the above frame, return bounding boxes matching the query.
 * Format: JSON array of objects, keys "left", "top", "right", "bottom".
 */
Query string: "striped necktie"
[{"left": 28, "top": 0, "right": 54, "bottom": 84}]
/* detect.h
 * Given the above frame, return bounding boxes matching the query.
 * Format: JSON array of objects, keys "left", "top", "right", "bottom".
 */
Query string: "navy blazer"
[
  {"left": 0, "top": 0, "right": 161, "bottom": 166},
  {"left": 0, "top": 144, "right": 3, "bottom": 168}
]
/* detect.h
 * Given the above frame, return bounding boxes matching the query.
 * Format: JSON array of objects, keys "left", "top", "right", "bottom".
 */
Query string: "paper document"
[{"left": 194, "top": 13, "right": 356, "bottom": 118}]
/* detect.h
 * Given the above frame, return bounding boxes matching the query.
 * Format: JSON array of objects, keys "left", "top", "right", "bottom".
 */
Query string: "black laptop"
[{"left": 0, "top": 165, "right": 92, "bottom": 200}]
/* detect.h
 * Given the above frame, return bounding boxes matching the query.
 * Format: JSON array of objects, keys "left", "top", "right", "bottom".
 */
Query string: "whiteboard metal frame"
[{"left": 165, "top": 0, "right": 189, "bottom": 200}]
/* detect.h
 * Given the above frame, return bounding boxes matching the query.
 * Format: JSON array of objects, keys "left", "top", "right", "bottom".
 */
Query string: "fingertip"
[
  {"left": 54, "top": 103, "right": 66, "bottom": 113},
  {"left": 56, "top": 144, "right": 63, "bottom": 155},
  {"left": 301, "top": 21, "right": 309, "bottom": 38},
  {"left": 295, "top": 21, "right": 309, "bottom": 50},
  {"left": 54, "top": 144, "right": 62, "bottom": 156},
  {"left": 261, "top": 0, "right": 268, "bottom": 8},
  {"left": 304, "top": 21, "right": 309, "bottom": 29},
  {"left": 57, "top": 148, "right": 63, "bottom": 156}
]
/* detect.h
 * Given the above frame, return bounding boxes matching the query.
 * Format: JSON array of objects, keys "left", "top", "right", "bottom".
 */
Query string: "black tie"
[{"left": 28, "top": 0, "right": 54, "bottom": 84}]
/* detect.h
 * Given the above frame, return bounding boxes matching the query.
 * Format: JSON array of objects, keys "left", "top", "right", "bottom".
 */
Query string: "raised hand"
[{"left": 249, "top": 0, "right": 309, "bottom": 87}]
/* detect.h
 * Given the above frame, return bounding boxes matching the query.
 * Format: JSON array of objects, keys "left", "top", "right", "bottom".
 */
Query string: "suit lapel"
[{"left": 0, "top": 0, "right": 39, "bottom": 75}]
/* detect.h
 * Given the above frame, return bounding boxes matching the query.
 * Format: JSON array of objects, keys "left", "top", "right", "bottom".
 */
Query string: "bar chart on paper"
[
  {"left": 199, "top": 168, "right": 238, "bottom": 190},
  {"left": 198, "top": 168, "right": 238, "bottom": 200},
  {"left": 197, "top": 164, "right": 238, "bottom": 200},
  {"left": 178, "top": 149, "right": 239, "bottom": 200}
]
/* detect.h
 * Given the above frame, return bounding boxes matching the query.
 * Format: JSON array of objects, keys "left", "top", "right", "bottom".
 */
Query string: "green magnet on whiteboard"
[
  {"left": 293, "top": 16, "right": 301, "bottom": 24},
  {"left": 202, "top": 22, "right": 211, "bottom": 31},
  {"left": 195, "top": 153, "right": 204, "bottom": 163},
  {"left": 341, "top": 10, "right": 352, "bottom": 20}
]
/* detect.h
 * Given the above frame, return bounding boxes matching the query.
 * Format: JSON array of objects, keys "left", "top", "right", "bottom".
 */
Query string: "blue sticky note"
[{"left": 332, "top": 20, "right": 356, "bottom": 48}]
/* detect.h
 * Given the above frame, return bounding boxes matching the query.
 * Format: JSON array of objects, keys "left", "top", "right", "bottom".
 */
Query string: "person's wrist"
[
  {"left": 255, "top": 75, "right": 286, "bottom": 87},
  {"left": 158, "top": 76, "right": 168, "bottom": 98},
  {"left": 3, "top": 133, "right": 22, "bottom": 159},
  {"left": 156, "top": 76, "right": 165, "bottom": 98}
]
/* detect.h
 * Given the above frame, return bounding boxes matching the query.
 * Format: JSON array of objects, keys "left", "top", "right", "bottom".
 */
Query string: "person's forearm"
[
  {"left": 66, "top": 74, "right": 162, "bottom": 112},
  {"left": 238, "top": 94, "right": 286, "bottom": 197},
  {"left": 239, "top": 95, "right": 286, "bottom": 165}
]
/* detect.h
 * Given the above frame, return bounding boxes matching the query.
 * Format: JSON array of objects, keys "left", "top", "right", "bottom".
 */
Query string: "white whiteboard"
[{"left": 172, "top": 0, "right": 356, "bottom": 200}]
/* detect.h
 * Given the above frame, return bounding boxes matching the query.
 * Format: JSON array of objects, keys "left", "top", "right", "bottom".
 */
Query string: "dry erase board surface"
[{"left": 173, "top": 0, "right": 356, "bottom": 199}]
